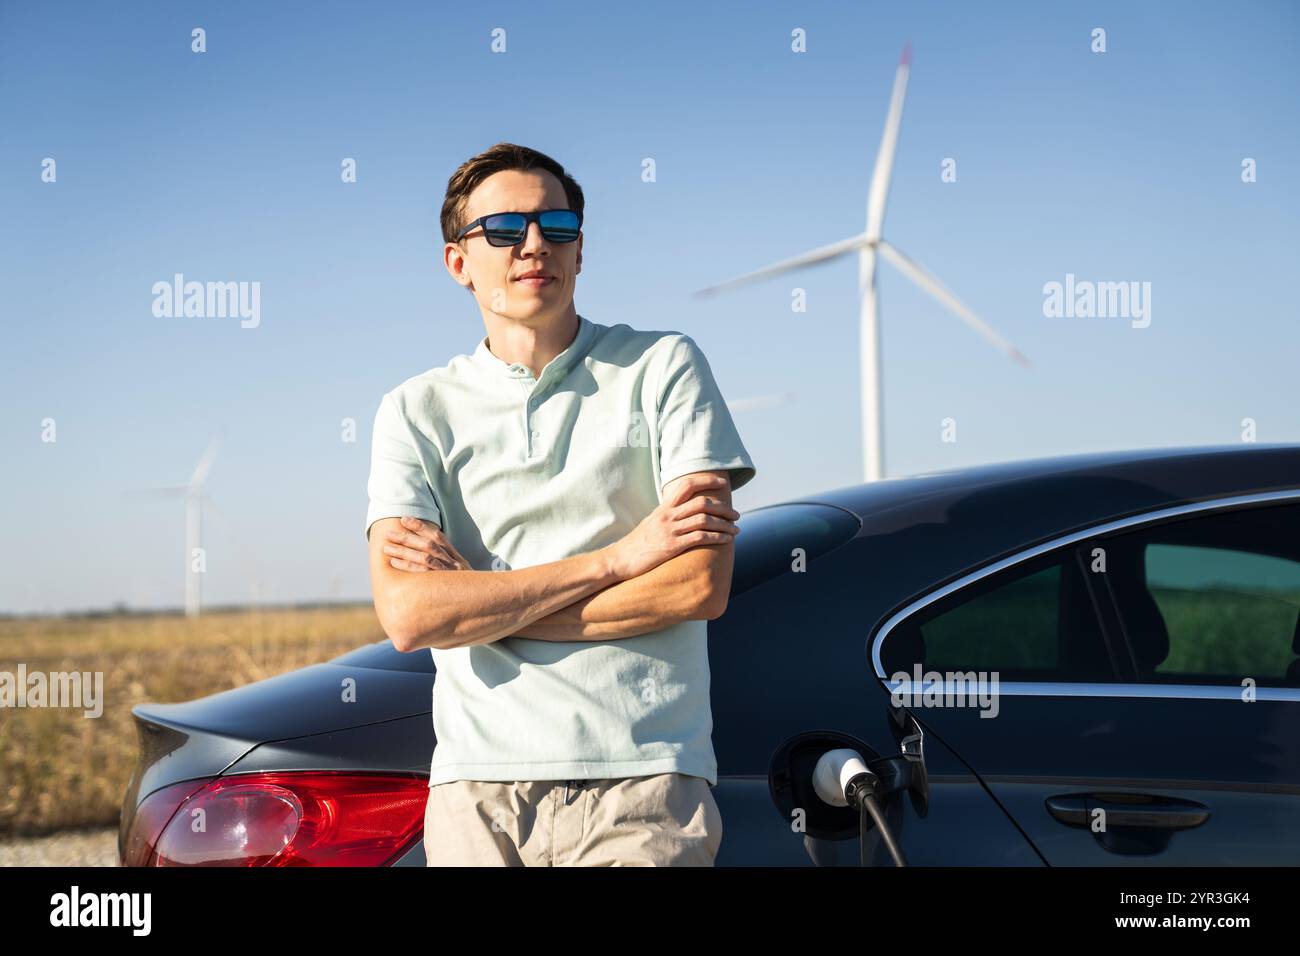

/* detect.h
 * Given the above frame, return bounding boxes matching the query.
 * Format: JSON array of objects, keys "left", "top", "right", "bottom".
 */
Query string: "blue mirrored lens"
[
  {"left": 484, "top": 213, "right": 527, "bottom": 244},
  {"left": 539, "top": 210, "right": 580, "bottom": 242}
]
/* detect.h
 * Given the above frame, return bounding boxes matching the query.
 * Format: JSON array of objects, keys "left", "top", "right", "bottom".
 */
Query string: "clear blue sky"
[{"left": 3, "top": 1, "right": 1297, "bottom": 614}]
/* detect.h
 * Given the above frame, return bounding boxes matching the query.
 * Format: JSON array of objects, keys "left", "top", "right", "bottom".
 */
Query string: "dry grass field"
[{"left": 0, "top": 605, "right": 386, "bottom": 838}]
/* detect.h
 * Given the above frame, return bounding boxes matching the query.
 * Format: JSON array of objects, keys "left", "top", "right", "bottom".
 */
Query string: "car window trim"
[
  {"left": 869, "top": 488, "right": 1300, "bottom": 699},
  {"left": 1070, "top": 542, "right": 1139, "bottom": 681}
]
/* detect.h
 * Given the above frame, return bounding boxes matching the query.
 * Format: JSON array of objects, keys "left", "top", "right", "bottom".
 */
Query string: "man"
[{"left": 365, "top": 142, "right": 757, "bottom": 866}]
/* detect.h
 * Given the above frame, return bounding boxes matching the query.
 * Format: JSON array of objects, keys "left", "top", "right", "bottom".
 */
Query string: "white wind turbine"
[
  {"left": 694, "top": 44, "right": 1031, "bottom": 482},
  {"left": 132, "top": 437, "right": 222, "bottom": 617}
]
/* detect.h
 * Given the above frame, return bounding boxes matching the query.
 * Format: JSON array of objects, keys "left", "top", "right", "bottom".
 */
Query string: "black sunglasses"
[{"left": 455, "top": 209, "right": 583, "bottom": 247}]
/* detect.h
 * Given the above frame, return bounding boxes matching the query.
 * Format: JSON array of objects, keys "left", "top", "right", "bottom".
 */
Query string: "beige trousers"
[{"left": 423, "top": 772, "right": 723, "bottom": 866}]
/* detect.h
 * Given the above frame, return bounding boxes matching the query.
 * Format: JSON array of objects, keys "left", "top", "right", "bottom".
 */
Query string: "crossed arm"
[
  {"left": 510, "top": 526, "right": 732, "bottom": 640},
  {"left": 369, "top": 471, "right": 739, "bottom": 649}
]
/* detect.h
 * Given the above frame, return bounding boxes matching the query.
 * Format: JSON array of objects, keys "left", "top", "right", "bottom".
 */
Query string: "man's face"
[{"left": 446, "top": 168, "right": 582, "bottom": 323}]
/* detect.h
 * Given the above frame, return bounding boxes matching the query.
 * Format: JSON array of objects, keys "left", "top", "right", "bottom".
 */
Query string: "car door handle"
[{"left": 1046, "top": 794, "right": 1210, "bottom": 831}]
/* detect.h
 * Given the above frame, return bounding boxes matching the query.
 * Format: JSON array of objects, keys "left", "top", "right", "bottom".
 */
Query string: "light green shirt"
[{"left": 365, "top": 313, "right": 756, "bottom": 786}]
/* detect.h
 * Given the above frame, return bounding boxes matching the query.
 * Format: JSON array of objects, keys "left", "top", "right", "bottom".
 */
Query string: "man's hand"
[
  {"left": 382, "top": 516, "right": 471, "bottom": 572},
  {"left": 604, "top": 473, "right": 739, "bottom": 580},
  {"left": 384, "top": 474, "right": 739, "bottom": 584},
  {"left": 511, "top": 470, "right": 739, "bottom": 639}
]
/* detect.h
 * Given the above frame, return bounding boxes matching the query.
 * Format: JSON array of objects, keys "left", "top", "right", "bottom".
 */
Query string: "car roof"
[
  {"left": 793, "top": 443, "right": 1300, "bottom": 539},
  {"left": 727, "top": 443, "right": 1300, "bottom": 636}
]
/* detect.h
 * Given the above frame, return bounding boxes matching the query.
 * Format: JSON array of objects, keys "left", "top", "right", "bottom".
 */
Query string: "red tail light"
[{"left": 122, "top": 772, "right": 429, "bottom": 866}]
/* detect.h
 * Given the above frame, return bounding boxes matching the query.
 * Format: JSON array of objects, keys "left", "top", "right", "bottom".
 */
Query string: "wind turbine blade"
[
  {"left": 865, "top": 43, "right": 912, "bottom": 240},
  {"left": 189, "top": 437, "right": 221, "bottom": 489},
  {"left": 726, "top": 392, "right": 796, "bottom": 414},
  {"left": 693, "top": 233, "right": 870, "bottom": 298},
  {"left": 199, "top": 491, "right": 265, "bottom": 592},
  {"left": 125, "top": 485, "right": 190, "bottom": 498},
  {"left": 876, "top": 240, "right": 1032, "bottom": 368},
  {"left": 200, "top": 490, "right": 227, "bottom": 525}
]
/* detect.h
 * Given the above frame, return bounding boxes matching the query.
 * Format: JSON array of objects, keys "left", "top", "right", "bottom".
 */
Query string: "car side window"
[
  {"left": 880, "top": 549, "right": 1118, "bottom": 682},
  {"left": 1093, "top": 503, "right": 1300, "bottom": 687}
]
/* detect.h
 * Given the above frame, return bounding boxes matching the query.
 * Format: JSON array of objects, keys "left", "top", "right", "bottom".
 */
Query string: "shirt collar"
[{"left": 472, "top": 313, "right": 596, "bottom": 383}]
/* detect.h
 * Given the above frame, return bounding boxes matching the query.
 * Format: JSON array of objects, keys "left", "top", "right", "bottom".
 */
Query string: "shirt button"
[{"left": 531, "top": 430, "right": 540, "bottom": 439}]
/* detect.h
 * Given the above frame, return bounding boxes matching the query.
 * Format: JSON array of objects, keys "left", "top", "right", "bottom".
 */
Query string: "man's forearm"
[
  {"left": 511, "top": 546, "right": 724, "bottom": 642},
  {"left": 387, "top": 547, "right": 622, "bottom": 651}
]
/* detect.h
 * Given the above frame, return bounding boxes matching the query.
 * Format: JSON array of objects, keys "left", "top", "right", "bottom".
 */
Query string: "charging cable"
[{"left": 813, "top": 748, "right": 908, "bottom": 867}]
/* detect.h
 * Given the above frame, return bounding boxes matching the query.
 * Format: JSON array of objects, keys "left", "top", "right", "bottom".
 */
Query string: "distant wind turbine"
[
  {"left": 130, "top": 437, "right": 222, "bottom": 617},
  {"left": 694, "top": 43, "right": 1031, "bottom": 482}
]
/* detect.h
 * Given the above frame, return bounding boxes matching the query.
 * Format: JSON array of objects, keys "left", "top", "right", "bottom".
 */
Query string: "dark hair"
[{"left": 440, "top": 142, "right": 585, "bottom": 246}]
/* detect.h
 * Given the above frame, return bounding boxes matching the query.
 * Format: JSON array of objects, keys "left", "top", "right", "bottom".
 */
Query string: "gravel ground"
[{"left": 0, "top": 827, "right": 120, "bottom": 866}]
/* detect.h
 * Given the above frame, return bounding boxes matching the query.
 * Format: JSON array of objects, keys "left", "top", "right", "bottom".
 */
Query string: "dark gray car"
[{"left": 119, "top": 442, "right": 1300, "bottom": 865}]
